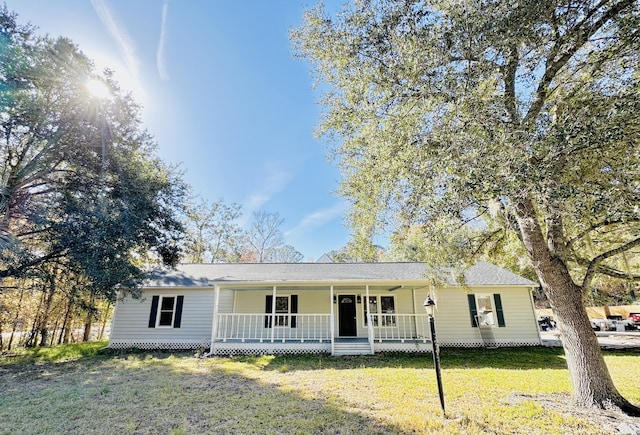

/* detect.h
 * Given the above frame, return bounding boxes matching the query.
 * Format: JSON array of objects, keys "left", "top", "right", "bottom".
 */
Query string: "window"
[
  {"left": 158, "top": 296, "right": 176, "bottom": 326},
  {"left": 364, "top": 295, "right": 396, "bottom": 327},
  {"left": 148, "top": 295, "right": 184, "bottom": 328},
  {"left": 467, "top": 294, "right": 505, "bottom": 327},
  {"left": 475, "top": 295, "right": 495, "bottom": 326},
  {"left": 264, "top": 295, "right": 298, "bottom": 328},
  {"left": 275, "top": 296, "right": 289, "bottom": 327}
]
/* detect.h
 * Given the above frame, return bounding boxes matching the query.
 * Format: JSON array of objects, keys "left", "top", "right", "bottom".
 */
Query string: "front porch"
[
  {"left": 209, "top": 312, "right": 434, "bottom": 355},
  {"left": 209, "top": 283, "right": 439, "bottom": 356}
]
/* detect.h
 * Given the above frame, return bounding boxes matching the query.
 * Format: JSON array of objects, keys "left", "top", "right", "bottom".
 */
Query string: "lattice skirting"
[
  {"left": 374, "top": 342, "right": 433, "bottom": 353},
  {"left": 108, "top": 338, "right": 541, "bottom": 353},
  {"left": 439, "top": 339, "right": 541, "bottom": 348},
  {"left": 210, "top": 341, "right": 331, "bottom": 356},
  {"left": 108, "top": 339, "right": 210, "bottom": 350}
]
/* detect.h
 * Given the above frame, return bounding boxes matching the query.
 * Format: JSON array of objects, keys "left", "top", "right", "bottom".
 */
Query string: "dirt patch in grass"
[{"left": 502, "top": 393, "right": 640, "bottom": 434}]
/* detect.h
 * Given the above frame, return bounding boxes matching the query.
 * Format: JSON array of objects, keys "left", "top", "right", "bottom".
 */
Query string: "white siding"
[
  {"left": 109, "top": 288, "right": 215, "bottom": 349},
  {"left": 424, "top": 286, "right": 540, "bottom": 346},
  {"left": 110, "top": 284, "right": 539, "bottom": 351},
  {"left": 234, "top": 289, "right": 331, "bottom": 314}
]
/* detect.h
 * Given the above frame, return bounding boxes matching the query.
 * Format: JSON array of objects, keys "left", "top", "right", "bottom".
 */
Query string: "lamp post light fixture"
[{"left": 423, "top": 296, "right": 446, "bottom": 416}]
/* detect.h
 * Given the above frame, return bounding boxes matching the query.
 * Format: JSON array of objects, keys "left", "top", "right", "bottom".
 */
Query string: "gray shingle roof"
[{"left": 144, "top": 262, "right": 536, "bottom": 288}]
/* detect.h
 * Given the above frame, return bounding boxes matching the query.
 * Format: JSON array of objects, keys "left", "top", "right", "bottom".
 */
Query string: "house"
[{"left": 108, "top": 262, "right": 541, "bottom": 355}]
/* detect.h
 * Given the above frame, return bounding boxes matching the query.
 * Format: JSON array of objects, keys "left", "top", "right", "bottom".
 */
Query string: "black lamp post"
[{"left": 423, "top": 296, "right": 446, "bottom": 416}]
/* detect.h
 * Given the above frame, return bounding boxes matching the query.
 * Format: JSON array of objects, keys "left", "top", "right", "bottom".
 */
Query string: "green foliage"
[
  {"left": 0, "top": 340, "right": 108, "bottom": 365},
  {"left": 0, "top": 7, "right": 187, "bottom": 295},
  {"left": 294, "top": 0, "right": 640, "bottom": 409},
  {"left": 293, "top": 0, "right": 640, "bottom": 286}
]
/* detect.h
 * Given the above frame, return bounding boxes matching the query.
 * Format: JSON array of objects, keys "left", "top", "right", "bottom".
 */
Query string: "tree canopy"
[
  {"left": 0, "top": 7, "right": 186, "bottom": 298},
  {"left": 294, "top": 0, "right": 640, "bottom": 413}
]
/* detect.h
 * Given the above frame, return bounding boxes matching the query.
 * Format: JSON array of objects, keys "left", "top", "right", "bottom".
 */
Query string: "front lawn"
[{"left": 1, "top": 343, "right": 638, "bottom": 434}]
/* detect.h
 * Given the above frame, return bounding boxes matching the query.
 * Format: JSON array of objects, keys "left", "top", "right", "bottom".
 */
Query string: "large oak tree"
[{"left": 294, "top": 0, "right": 640, "bottom": 413}]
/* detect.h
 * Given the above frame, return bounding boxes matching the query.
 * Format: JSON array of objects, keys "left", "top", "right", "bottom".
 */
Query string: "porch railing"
[
  {"left": 214, "top": 314, "right": 331, "bottom": 343},
  {"left": 370, "top": 314, "right": 431, "bottom": 342},
  {"left": 213, "top": 313, "right": 431, "bottom": 343}
]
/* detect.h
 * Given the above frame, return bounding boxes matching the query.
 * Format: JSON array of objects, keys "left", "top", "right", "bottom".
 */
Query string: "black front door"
[{"left": 338, "top": 295, "right": 357, "bottom": 336}]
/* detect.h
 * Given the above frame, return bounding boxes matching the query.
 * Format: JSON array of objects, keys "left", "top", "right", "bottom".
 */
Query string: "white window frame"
[
  {"left": 363, "top": 295, "right": 396, "bottom": 327},
  {"left": 156, "top": 295, "right": 177, "bottom": 328},
  {"left": 475, "top": 294, "right": 496, "bottom": 327}
]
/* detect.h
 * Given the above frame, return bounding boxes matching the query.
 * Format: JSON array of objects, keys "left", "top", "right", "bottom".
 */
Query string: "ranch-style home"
[{"left": 108, "top": 262, "right": 541, "bottom": 356}]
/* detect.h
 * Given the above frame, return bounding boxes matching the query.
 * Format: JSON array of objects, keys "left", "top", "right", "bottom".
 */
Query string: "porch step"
[{"left": 332, "top": 341, "right": 372, "bottom": 356}]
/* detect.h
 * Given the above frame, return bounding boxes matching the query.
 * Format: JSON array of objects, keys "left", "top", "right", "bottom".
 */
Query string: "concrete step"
[{"left": 333, "top": 342, "right": 372, "bottom": 356}]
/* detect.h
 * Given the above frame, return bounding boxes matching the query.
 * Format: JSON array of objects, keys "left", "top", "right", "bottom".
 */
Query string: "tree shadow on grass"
[
  {"left": 262, "top": 346, "right": 571, "bottom": 372},
  {"left": 0, "top": 351, "right": 414, "bottom": 435}
]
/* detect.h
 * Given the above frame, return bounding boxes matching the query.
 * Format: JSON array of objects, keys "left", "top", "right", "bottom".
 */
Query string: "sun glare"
[{"left": 86, "top": 79, "right": 111, "bottom": 99}]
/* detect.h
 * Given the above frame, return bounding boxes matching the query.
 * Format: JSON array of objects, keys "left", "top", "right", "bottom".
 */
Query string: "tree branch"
[
  {"left": 502, "top": 43, "right": 520, "bottom": 125},
  {"left": 566, "top": 217, "right": 640, "bottom": 250},
  {"left": 581, "top": 236, "right": 640, "bottom": 289},
  {"left": 523, "top": 0, "right": 635, "bottom": 126}
]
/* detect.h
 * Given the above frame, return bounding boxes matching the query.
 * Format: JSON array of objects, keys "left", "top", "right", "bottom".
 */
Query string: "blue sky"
[{"left": 9, "top": 0, "right": 351, "bottom": 261}]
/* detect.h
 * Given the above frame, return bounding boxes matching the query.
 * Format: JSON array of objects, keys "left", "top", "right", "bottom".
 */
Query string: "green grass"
[
  {"left": 0, "top": 344, "right": 638, "bottom": 434},
  {"left": 0, "top": 340, "right": 108, "bottom": 365}
]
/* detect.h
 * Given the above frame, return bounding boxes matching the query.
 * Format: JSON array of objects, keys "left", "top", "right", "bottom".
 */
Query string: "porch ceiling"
[{"left": 217, "top": 284, "right": 414, "bottom": 292}]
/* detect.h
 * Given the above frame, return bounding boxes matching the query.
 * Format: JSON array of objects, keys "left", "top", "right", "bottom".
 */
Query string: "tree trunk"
[
  {"left": 59, "top": 293, "right": 75, "bottom": 344},
  {"left": 98, "top": 301, "right": 111, "bottom": 341},
  {"left": 83, "top": 291, "right": 96, "bottom": 342},
  {"left": 7, "top": 285, "right": 25, "bottom": 351},
  {"left": 83, "top": 318, "right": 92, "bottom": 342},
  {"left": 38, "top": 274, "right": 57, "bottom": 348},
  {"left": 515, "top": 199, "right": 640, "bottom": 415}
]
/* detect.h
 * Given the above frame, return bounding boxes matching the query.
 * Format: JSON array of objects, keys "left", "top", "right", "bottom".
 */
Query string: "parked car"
[
  {"left": 590, "top": 318, "right": 610, "bottom": 331},
  {"left": 607, "top": 315, "right": 634, "bottom": 331},
  {"left": 629, "top": 313, "right": 640, "bottom": 330},
  {"left": 537, "top": 316, "right": 556, "bottom": 331}
]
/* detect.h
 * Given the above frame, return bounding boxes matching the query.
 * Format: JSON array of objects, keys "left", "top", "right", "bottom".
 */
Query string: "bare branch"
[{"left": 582, "top": 236, "right": 640, "bottom": 289}]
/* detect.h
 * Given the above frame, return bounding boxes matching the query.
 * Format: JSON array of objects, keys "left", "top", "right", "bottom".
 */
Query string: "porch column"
[
  {"left": 330, "top": 285, "right": 335, "bottom": 354},
  {"left": 210, "top": 285, "right": 220, "bottom": 352},
  {"left": 412, "top": 288, "right": 419, "bottom": 340},
  {"left": 366, "top": 285, "right": 374, "bottom": 349},
  {"left": 270, "top": 285, "right": 277, "bottom": 343}
]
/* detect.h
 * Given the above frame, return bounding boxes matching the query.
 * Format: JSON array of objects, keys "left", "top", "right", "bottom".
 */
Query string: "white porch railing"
[
  {"left": 214, "top": 314, "right": 331, "bottom": 343},
  {"left": 370, "top": 314, "right": 431, "bottom": 342},
  {"left": 213, "top": 313, "right": 431, "bottom": 344}
]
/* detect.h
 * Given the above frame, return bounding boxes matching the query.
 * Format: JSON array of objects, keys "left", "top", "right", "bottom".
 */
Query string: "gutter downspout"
[{"left": 529, "top": 286, "right": 543, "bottom": 345}]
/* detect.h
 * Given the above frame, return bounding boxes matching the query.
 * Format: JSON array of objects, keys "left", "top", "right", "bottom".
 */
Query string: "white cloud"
[
  {"left": 242, "top": 163, "right": 294, "bottom": 216},
  {"left": 156, "top": 0, "right": 170, "bottom": 81},
  {"left": 285, "top": 202, "right": 348, "bottom": 237},
  {"left": 91, "top": 0, "right": 142, "bottom": 86}
]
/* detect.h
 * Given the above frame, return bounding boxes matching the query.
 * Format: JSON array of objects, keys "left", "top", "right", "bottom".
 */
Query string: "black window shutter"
[
  {"left": 148, "top": 295, "right": 159, "bottom": 328},
  {"left": 467, "top": 294, "right": 478, "bottom": 328},
  {"left": 173, "top": 295, "right": 184, "bottom": 328},
  {"left": 290, "top": 295, "right": 298, "bottom": 328},
  {"left": 494, "top": 294, "right": 505, "bottom": 327},
  {"left": 264, "top": 295, "right": 273, "bottom": 328}
]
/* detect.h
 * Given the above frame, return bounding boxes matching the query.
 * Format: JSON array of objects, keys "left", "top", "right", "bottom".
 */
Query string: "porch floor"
[{"left": 214, "top": 337, "right": 430, "bottom": 344}]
